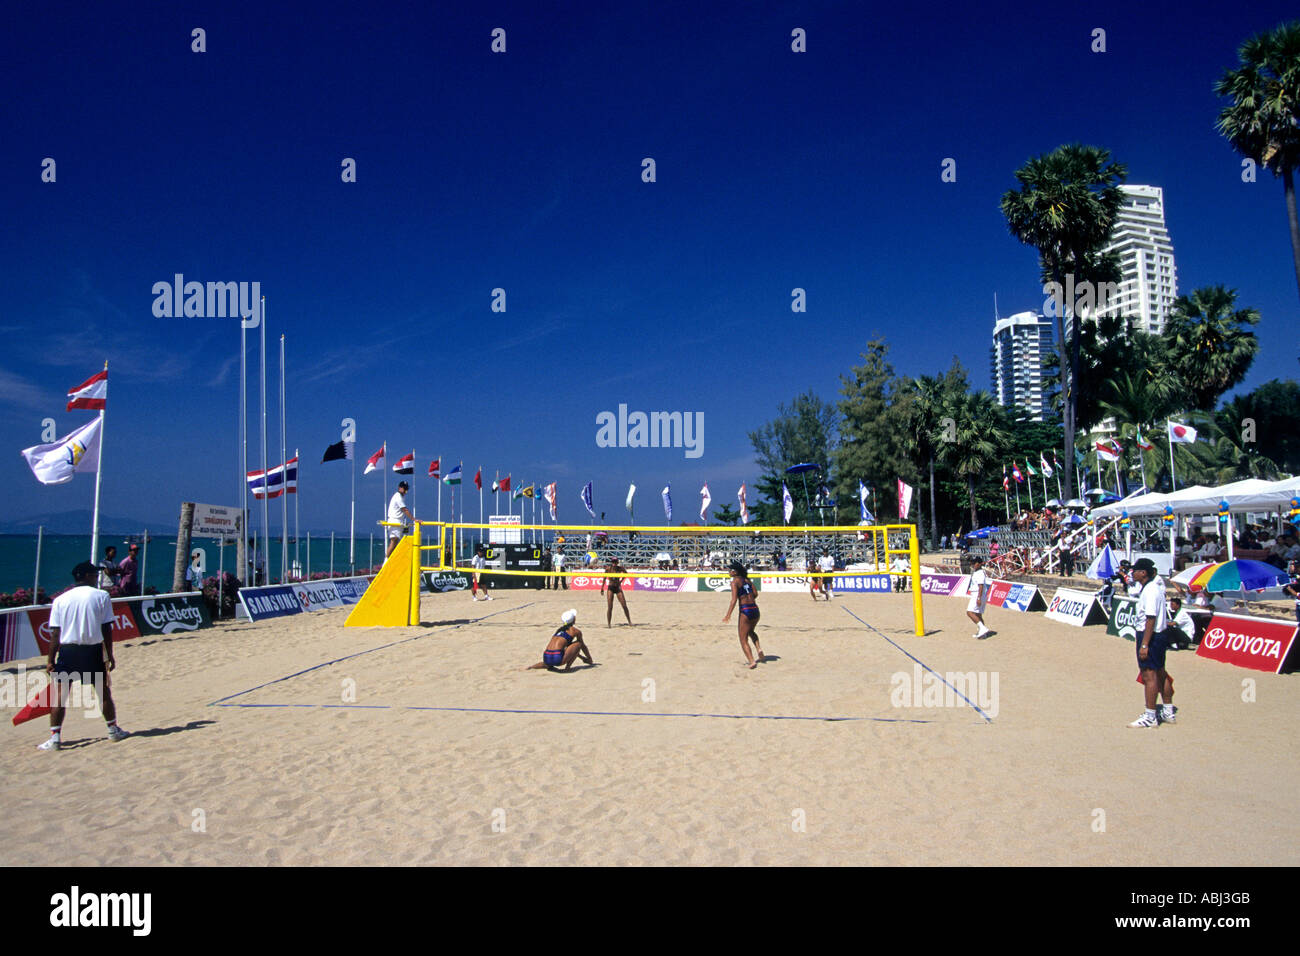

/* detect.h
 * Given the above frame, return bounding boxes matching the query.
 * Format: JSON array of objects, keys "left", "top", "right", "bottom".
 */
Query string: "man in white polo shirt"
[
  {"left": 1129, "top": 557, "right": 1175, "bottom": 728},
  {"left": 965, "top": 555, "right": 993, "bottom": 639},
  {"left": 37, "top": 561, "right": 129, "bottom": 751},
  {"left": 385, "top": 481, "right": 414, "bottom": 558}
]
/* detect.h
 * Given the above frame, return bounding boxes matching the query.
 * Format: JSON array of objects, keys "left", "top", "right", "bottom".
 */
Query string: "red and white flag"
[
  {"left": 392, "top": 452, "right": 414, "bottom": 474},
  {"left": 428, "top": 458, "right": 440, "bottom": 478},
  {"left": 897, "top": 479, "right": 914, "bottom": 520},
  {"left": 1167, "top": 421, "right": 1198, "bottom": 444},
  {"left": 364, "top": 445, "right": 385, "bottom": 475},
  {"left": 66, "top": 369, "right": 107, "bottom": 411},
  {"left": 544, "top": 482, "right": 557, "bottom": 520},
  {"left": 738, "top": 483, "right": 749, "bottom": 525},
  {"left": 1095, "top": 439, "right": 1122, "bottom": 462}
]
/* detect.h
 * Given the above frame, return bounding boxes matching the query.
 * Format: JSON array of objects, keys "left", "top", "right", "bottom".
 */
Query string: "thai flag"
[
  {"left": 67, "top": 369, "right": 108, "bottom": 411},
  {"left": 248, "top": 457, "right": 298, "bottom": 499},
  {"left": 364, "top": 445, "right": 385, "bottom": 475}
]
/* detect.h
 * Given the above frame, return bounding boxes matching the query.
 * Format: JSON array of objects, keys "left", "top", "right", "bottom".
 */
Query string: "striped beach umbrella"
[{"left": 1171, "top": 559, "right": 1290, "bottom": 593}]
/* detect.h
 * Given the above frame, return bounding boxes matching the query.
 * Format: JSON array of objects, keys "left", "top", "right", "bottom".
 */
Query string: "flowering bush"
[
  {"left": 201, "top": 572, "right": 240, "bottom": 619},
  {"left": 0, "top": 587, "right": 51, "bottom": 608}
]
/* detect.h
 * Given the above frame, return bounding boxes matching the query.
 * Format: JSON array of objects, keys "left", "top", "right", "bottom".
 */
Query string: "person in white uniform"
[{"left": 966, "top": 555, "right": 993, "bottom": 639}]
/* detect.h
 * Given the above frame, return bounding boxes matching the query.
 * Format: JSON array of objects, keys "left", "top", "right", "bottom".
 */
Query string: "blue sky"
[{"left": 3, "top": 0, "right": 1297, "bottom": 534}]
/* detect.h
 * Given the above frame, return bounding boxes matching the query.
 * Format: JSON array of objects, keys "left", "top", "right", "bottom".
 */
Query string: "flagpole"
[
  {"left": 349, "top": 440, "right": 356, "bottom": 574},
  {"left": 479, "top": 465, "right": 483, "bottom": 529},
  {"left": 279, "top": 334, "right": 288, "bottom": 582},
  {"left": 89, "top": 360, "right": 107, "bottom": 562},
  {"left": 1013, "top": 473, "right": 1020, "bottom": 514},
  {"left": 260, "top": 297, "right": 269, "bottom": 585},
  {"left": 239, "top": 311, "right": 248, "bottom": 584},
  {"left": 294, "top": 448, "right": 300, "bottom": 578},
  {"left": 1026, "top": 464, "right": 1034, "bottom": 510},
  {"left": 1054, "top": 457, "right": 1062, "bottom": 501},
  {"left": 383, "top": 441, "right": 388, "bottom": 531},
  {"left": 1167, "top": 419, "right": 1178, "bottom": 492},
  {"left": 494, "top": 470, "right": 499, "bottom": 516}
]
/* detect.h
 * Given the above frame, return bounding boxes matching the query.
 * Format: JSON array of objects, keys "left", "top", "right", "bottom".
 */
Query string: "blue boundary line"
[
  {"left": 211, "top": 701, "right": 932, "bottom": 723},
  {"left": 840, "top": 605, "right": 994, "bottom": 723},
  {"left": 208, "top": 602, "right": 534, "bottom": 705}
]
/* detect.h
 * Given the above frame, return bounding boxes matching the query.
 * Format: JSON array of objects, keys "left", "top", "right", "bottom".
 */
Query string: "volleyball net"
[{"left": 345, "top": 521, "right": 925, "bottom": 635}]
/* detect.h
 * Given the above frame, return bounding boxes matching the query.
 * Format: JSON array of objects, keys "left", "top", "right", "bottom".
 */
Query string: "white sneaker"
[
  {"left": 1159, "top": 706, "right": 1176, "bottom": 723},
  {"left": 107, "top": 725, "right": 130, "bottom": 742},
  {"left": 37, "top": 737, "right": 61, "bottom": 751},
  {"left": 1128, "top": 711, "right": 1159, "bottom": 728}
]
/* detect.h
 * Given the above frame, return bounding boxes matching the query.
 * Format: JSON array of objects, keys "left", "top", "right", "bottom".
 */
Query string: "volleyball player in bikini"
[
  {"left": 723, "top": 561, "right": 766, "bottom": 669},
  {"left": 602, "top": 556, "right": 632, "bottom": 627},
  {"left": 526, "top": 609, "right": 594, "bottom": 671}
]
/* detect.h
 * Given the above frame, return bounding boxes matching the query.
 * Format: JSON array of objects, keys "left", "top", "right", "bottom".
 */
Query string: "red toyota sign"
[
  {"left": 28, "top": 601, "right": 141, "bottom": 655},
  {"left": 1195, "top": 612, "right": 1298, "bottom": 674}
]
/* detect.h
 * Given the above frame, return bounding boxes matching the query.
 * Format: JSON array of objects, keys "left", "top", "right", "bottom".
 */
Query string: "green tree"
[
  {"left": 748, "top": 391, "right": 839, "bottom": 526},
  {"left": 712, "top": 502, "right": 740, "bottom": 526},
  {"left": 1216, "top": 21, "right": 1300, "bottom": 301},
  {"left": 1001, "top": 144, "right": 1127, "bottom": 501},
  {"left": 834, "top": 337, "right": 910, "bottom": 520},
  {"left": 1162, "top": 285, "right": 1260, "bottom": 411},
  {"left": 940, "top": 391, "right": 1013, "bottom": 529},
  {"left": 1217, "top": 379, "right": 1300, "bottom": 473},
  {"left": 903, "top": 361, "right": 969, "bottom": 547}
]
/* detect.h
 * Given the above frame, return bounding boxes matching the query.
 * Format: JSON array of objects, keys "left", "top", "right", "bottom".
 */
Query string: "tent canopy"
[{"left": 1091, "top": 476, "right": 1300, "bottom": 519}]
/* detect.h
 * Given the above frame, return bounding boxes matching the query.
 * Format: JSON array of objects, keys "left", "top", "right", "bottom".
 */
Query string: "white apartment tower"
[
  {"left": 991, "top": 310, "right": 1054, "bottom": 421},
  {"left": 1096, "top": 184, "right": 1178, "bottom": 334}
]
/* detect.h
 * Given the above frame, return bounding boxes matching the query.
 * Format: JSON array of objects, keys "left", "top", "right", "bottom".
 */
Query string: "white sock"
[{"left": 1145, "top": 708, "right": 1157, "bottom": 719}]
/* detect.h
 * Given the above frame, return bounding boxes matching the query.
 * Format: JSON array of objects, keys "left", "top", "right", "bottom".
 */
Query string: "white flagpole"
[
  {"left": 260, "top": 296, "right": 270, "bottom": 584},
  {"left": 279, "top": 334, "right": 288, "bottom": 583},
  {"left": 382, "top": 441, "right": 388, "bottom": 532},
  {"left": 479, "top": 465, "right": 483, "bottom": 529},
  {"left": 494, "top": 471, "right": 499, "bottom": 516},
  {"left": 350, "top": 441, "right": 355, "bottom": 574},
  {"left": 89, "top": 360, "right": 107, "bottom": 562},
  {"left": 239, "top": 312, "right": 248, "bottom": 582},
  {"left": 1167, "top": 419, "right": 1178, "bottom": 492},
  {"left": 294, "top": 447, "right": 300, "bottom": 578},
  {"left": 437, "top": 461, "right": 442, "bottom": 524}
]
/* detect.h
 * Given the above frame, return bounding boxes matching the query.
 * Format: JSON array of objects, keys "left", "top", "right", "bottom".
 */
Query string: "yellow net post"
[{"left": 909, "top": 524, "right": 925, "bottom": 636}]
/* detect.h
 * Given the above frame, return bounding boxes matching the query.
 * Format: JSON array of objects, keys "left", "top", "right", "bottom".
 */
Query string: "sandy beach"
[{"left": 2, "top": 587, "right": 1296, "bottom": 866}]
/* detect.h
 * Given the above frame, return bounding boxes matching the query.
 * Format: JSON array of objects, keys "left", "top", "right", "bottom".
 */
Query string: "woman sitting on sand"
[
  {"left": 527, "top": 609, "right": 594, "bottom": 671},
  {"left": 723, "top": 560, "right": 766, "bottom": 669}
]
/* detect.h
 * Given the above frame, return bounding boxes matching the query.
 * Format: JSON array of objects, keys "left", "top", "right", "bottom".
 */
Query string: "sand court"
[{"left": 2, "top": 587, "right": 1296, "bottom": 866}]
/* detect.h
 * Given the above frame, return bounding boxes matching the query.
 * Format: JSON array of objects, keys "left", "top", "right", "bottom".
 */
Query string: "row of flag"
[{"left": 20, "top": 370, "right": 109, "bottom": 484}]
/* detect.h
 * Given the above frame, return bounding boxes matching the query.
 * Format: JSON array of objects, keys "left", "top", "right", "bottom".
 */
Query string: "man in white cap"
[{"left": 526, "top": 609, "right": 594, "bottom": 671}]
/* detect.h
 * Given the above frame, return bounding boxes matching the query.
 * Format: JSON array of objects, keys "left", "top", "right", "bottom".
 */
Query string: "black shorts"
[{"left": 53, "top": 643, "right": 106, "bottom": 681}]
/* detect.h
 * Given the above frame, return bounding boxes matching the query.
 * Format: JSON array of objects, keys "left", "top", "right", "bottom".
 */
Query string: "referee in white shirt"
[
  {"left": 38, "top": 561, "right": 129, "bottom": 751},
  {"left": 1128, "top": 558, "right": 1175, "bottom": 729}
]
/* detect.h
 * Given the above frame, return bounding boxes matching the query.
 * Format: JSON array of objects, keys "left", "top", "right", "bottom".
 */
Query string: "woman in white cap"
[{"left": 527, "top": 609, "right": 594, "bottom": 671}]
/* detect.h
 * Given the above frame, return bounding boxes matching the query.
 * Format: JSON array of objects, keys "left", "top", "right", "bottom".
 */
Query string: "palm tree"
[
  {"left": 1162, "top": 285, "right": 1260, "bottom": 411},
  {"left": 904, "top": 364, "right": 967, "bottom": 548},
  {"left": 940, "top": 392, "right": 1011, "bottom": 529},
  {"left": 1216, "top": 21, "right": 1300, "bottom": 301},
  {"left": 1001, "top": 144, "right": 1127, "bottom": 501}
]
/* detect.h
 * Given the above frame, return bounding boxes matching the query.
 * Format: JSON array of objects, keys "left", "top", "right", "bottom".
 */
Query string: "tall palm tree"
[
  {"left": 905, "top": 366, "right": 967, "bottom": 548},
  {"left": 1162, "top": 285, "right": 1260, "bottom": 411},
  {"left": 1001, "top": 144, "right": 1127, "bottom": 501},
  {"left": 1216, "top": 21, "right": 1300, "bottom": 301},
  {"left": 940, "top": 391, "right": 1011, "bottom": 529}
]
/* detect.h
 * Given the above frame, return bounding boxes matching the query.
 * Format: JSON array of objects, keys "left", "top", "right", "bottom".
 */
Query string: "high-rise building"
[
  {"left": 991, "top": 310, "right": 1054, "bottom": 421},
  {"left": 1095, "top": 184, "right": 1178, "bottom": 335}
]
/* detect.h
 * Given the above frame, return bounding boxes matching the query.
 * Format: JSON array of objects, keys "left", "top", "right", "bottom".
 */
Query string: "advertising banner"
[
  {"left": 424, "top": 571, "right": 471, "bottom": 593},
  {"left": 697, "top": 575, "right": 763, "bottom": 593},
  {"left": 135, "top": 595, "right": 212, "bottom": 635},
  {"left": 1196, "top": 612, "right": 1298, "bottom": 674},
  {"left": 992, "top": 581, "right": 1047, "bottom": 612},
  {"left": 760, "top": 575, "right": 813, "bottom": 593},
  {"left": 1044, "top": 588, "right": 1108, "bottom": 627},
  {"left": 631, "top": 576, "right": 691, "bottom": 593},
  {"left": 1106, "top": 596, "right": 1141, "bottom": 642},
  {"left": 333, "top": 577, "right": 373, "bottom": 604},
  {"left": 27, "top": 602, "right": 140, "bottom": 655},
  {"left": 832, "top": 573, "right": 892, "bottom": 593},
  {"left": 1, "top": 608, "right": 40, "bottom": 664},
  {"left": 295, "top": 580, "right": 344, "bottom": 611},
  {"left": 919, "top": 573, "right": 965, "bottom": 597},
  {"left": 239, "top": 585, "right": 303, "bottom": 622}
]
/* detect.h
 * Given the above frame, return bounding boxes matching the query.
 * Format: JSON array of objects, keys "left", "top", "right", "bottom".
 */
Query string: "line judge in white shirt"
[
  {"left": 386, "top": 481, "right": 414, "bottom": 558},
  {"left": 965, "top": 555, "right": 993, "bottom": 639},
  {"left": 36, "top": 562, "right": 130, "bottom": 751},
  {"left": 1128, "top": 558, "right": 1176, "bottom": 728}
]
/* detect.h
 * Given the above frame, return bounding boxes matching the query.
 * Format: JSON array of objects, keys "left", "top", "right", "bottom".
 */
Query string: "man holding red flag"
[{"left": 31, "top": 561, "right": 129, "bottom": 750}]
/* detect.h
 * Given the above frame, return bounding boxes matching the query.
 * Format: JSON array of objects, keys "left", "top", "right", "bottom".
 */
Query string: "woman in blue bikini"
[
  {"left": 527, "top": 609, "right": 594, "bottom": 671},
  {"left": 723, "top": 561, "right": 766, "bottom": 669}
]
